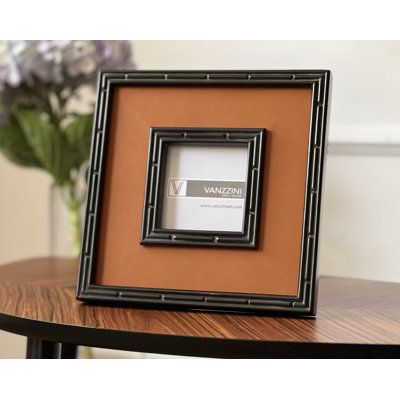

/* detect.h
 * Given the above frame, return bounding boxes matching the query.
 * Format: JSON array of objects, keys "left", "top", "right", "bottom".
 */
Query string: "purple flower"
[
  {"left": 0, "top": 40, "right": 134, "bottom": 121},
  {"left": 93, "top": 41, "right": 133, "bottom": 70}
]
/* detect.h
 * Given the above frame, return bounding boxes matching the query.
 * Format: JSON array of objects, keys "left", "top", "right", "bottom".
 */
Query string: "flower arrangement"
[{"left": 0, "top": 40, "right": 134, "bottom": 255}]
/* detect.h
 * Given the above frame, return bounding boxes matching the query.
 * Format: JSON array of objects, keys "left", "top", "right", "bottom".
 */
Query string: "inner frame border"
[{"left": 140, "top": 127, "right": 266, "bottom": 249}]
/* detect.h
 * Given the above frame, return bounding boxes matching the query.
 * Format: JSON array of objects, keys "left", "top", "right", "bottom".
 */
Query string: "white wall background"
[{"left": 1, "top": 41, "right": 399, "bottom": 358}]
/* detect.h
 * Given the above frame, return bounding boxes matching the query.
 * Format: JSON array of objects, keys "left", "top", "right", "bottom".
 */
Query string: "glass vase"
[{"left": 49, "top": 168, "right": 87, "bottom": 257}]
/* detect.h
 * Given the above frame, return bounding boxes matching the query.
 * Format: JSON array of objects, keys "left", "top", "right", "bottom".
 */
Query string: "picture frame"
[{"left": 77, "top": 69, "right": 330, "bottom": 315}]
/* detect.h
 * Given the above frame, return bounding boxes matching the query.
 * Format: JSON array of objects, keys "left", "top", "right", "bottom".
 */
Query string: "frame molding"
[
  {"left": 77, "top": 69, "right": 331, "bottom": 315},
  {"left": 140, "top": 127, "right": 266, "bottom": 249}
]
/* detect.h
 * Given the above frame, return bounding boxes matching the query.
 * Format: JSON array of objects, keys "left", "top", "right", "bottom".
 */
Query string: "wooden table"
[{"left": 0, "top": 258, "right": 399, "bottom": 358}]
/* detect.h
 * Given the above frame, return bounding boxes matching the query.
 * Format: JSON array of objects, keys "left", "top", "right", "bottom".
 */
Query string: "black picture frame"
[
  {"left": 77, "top": 69, "right": 330, "bottom": 315},
  {"left": 140, "top": 127, "right": 266, "bottom": 249}
]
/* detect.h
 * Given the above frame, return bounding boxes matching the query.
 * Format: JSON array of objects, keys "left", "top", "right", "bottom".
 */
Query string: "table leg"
[
  {"left": 60, "top": 343, "right": 78, "bottom": 359},
  {"left": 26, "top": 337, "right": 60, "bottom": 359}
]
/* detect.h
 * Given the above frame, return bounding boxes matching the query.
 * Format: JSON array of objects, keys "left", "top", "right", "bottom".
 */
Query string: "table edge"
[{"left": 1, "top": 311, "right": 399, "bottom": 358}]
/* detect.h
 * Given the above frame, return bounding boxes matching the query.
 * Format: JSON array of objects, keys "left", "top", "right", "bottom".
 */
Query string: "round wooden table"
[{"left": 0, "top": 258, "right": 399, "bottom": 358}]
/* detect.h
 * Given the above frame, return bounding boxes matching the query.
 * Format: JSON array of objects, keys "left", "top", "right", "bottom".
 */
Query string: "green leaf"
[
  {"left": 64, "top": 114, "right": 93, "bottom": 169},
  {"left": 12, "top": 107, "right": 73, "bottom": 186},
  {"left": 0, "top": 119, "right": 42, "bottom": 168}
]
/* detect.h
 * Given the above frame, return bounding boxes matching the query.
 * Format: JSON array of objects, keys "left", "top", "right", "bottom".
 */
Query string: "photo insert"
[{"left": 160, "top": 144, "right": 249, "bottom": 232}]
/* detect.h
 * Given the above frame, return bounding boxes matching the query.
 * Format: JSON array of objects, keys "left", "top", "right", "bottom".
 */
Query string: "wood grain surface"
[{"left": 0, "top": 258, "right": 399, "bottom": 357}]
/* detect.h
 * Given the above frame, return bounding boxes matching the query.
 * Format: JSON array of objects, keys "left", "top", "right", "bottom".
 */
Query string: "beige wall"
[
  {"left": 321, "top": 152, "right": 400, "bottom": 282},
  {"left": 0, "top": 41, "right": 399, "bottom": 358},
  {"left": 0, "top": 158, "right": 51, "bottom": 264}
]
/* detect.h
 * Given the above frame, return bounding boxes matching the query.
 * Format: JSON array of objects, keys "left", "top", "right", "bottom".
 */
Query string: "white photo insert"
[{"left": 161, "top": 144, "right": 249, "bottom": 232}]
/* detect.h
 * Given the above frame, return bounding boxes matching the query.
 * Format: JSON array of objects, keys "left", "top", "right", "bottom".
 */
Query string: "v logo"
[{"left": 169, "top": 179, "right": 185, "bottom": 196}]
